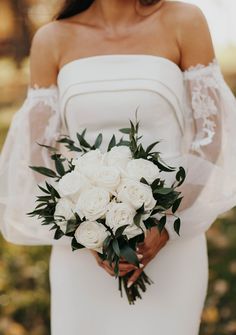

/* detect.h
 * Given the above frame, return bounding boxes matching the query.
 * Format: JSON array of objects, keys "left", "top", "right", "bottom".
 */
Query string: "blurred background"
[{"left": 0, "top": 0, "right": 236, "bottom": 334}]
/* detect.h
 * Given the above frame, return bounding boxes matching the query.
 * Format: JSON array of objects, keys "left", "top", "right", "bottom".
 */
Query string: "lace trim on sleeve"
[
  {"left": 183, "top": 59, "right": 223, "bottom": 153},
  {"left": 24, "top": 85, "right": 60, "bottom": 143}
]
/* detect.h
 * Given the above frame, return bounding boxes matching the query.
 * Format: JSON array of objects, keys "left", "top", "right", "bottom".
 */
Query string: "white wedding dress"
[{"left": 1, "top": 55, "right": 236, "bottom": 335}]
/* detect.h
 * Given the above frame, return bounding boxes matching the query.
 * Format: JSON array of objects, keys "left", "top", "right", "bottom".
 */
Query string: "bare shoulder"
[
  {"left": 163, "top": 1, "right": 207, "bottom": 25},
  {"left": 29, "top": 21, "right": 64, "bottom": 87},
  {"left": 163, "top": 1, "right": 215, "bottom": 69}
]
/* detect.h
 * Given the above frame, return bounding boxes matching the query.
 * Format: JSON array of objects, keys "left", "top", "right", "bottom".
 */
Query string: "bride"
[{"left": 1, "top": 0, "right": 236, "bottom": 334}]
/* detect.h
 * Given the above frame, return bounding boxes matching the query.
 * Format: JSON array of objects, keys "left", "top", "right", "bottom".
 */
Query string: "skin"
[
  {"left": 29, "top": 0, "right": 215, "bottom": 286},
  {"left": 91, "top": 226, "right": 169, "bottom": 287}
]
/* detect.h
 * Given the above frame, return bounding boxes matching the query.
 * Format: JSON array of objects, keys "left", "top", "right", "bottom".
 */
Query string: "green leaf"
[
  {"left": 114, "top": 257, "right": 119, "bottom": 277},
  {"left": 174, "top": 218, "right": 181, "bottom": 235},
  {"left": 117, "top": 140, "right": 130, "bottom": 147},
  {"left": 36, "top": 195, "right": 53, "bottom": 202},
  {"left": 65, "top": 219, "right": 79, "bottom": 234},
  {"left": 47, "top": 183, "right": 61, "bottom": 199},
  {"left": 38, "top": 184, "right": 50, "bottom": 194},
  {"left": 172, "top": 197, "right": 183, "bottom": 213},
  {"left": 175, "top": 166, "right": 186, "bottom": 187},
  {"left": 107, "top": 135, "right": 116, "bottom": 151},
  {"left": 139, "top": 177, "right": 149, "bottom": 185},
  {"left": 146, "top": 141, "right": 160, "bottom": 154},
  {"left": 151, "top": 178, "right": 161, "bottom": 191},
  {"left": 35, "top": 202, "right": 47, "bottom": 209},
  {"left": 29, "top": 166, "right": 58, "bottom": 178},
  {"left": 54, "top": 157, "right": 65, "bottom": 176},
  {"left": 112, "top": 239, "right": 120, "bottom": 257},
  {"left": 107, "top": 248, "right": 115, "bottom": 266},
  {"left": 49, "top": 224, "right": 58, "bottom": 231},
  {"left": 37, "top": 142, "right": 58, "bottom": 152},
  {"left": 57, "top": 136, "right": 82, "bottom": 152},
  {"left": 103, "top": 235, "right": 112, "bottom": 250},
  {"left": 151, "top": 154, "right": 176, "bottom": 172},
  {"left": 81, "top": 128, "right": 87, "bottom": 137},
  {"left": 130, "top": 120, "right": 135, "bottom": 134},
  {"left": 151, "top": 204, "right": 166, "bottom": 215},
  {"left": 57, "top": 137, "right": 74, "bottom": 145},
  {"left": 157, "top": 216, "right": 166, "bottom": 233},
  {"left": 133, "top": 213, "right": 141, "bottom": 227},
  {"left": 143, "top": 217, "right": 158, "bottom": 229},
  {"left": 71, "top": 237, "right": 85, "bottom": 251},
  {"left": 119, "top": 128, "right": 131, "bottom": 134},
  {"left": 120, "top": 244, "right": 139, "bottom": 266},
  {"left": 137, "top": 203, "right": 145, "bottom": 214},
  {"left": 115, "top": 224, "right": 129, "bottom": 238},
  {"left": 135, "top": 120, "right": 140, "bottom": 133},
  {"left": 68, "top": 145, "right": 82, "bottom": 152},
  {"left": 54, "top": 228, "right": 64, "bottom": 240},
  {"left": 94, "top": 133, "right": 103, "bottom": 149},
  {"left": 153, "top": 187, "right": 173, "bottom": 195},
  {"left": 137, "top": 144, "right": 146, "bottom": 158},
  {"left": 76, "top": 133, "right": 91, "bottom": 148}
]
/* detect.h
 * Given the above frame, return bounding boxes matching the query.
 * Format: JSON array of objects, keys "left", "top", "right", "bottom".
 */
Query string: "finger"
[
  {"left": 118, "top": 269, "right": 134, "bottom": 277},
  {"left": 136, "top": 243, "right": 147, "bottom": 253},
  {"left": 119, "top": 253, "right": 144, "bottom": 263},
  {"left": 118, "top": 263, "right": 138, "bottom": 271},
  {"left": 119, "top": 261, "right": 144, "bottom": 276},
  {"left": 136, "top": 246, "right": 150, "bottom": 259},
  {"left": 136, "top": 242, "right": 145, "bottom": 251},
  {"left": 103, "top": 264, "right": 134, "bottom": 277},
  {"left": 127, "top": 268, "right": 144, "bottom": 288},
  {"left": 103, "top": 260, "right": 115, "bottom": 271},
  {"left": 101, "top": 263, "right": 115, "bottom": 276}
]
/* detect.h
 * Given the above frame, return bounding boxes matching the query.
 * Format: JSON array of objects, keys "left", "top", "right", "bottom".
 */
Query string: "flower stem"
[{"left": 118, "top": 271, "right": 154, "bottom": 304}]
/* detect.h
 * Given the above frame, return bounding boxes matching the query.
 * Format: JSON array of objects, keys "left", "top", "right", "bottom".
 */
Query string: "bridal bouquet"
[{"left": 28, "top": 116, "right": 185, "bottom": 304}]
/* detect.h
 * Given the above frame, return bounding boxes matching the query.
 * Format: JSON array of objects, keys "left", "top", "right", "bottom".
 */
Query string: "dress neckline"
[
  {"left": 57, "top": 54, "right": 219, "bottom": 85},
  {"left": 57, "top": 54, "right": 182, "bottom": 82}
]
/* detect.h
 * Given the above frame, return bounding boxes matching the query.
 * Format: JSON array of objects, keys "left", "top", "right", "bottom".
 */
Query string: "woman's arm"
[
  {"left": 29, "top": 22, "right": 59, "bottom": 87},
  {"left": 0, "top": 23, "right": 65, "bottom": 245},
  {"left": 175, "top": 2, "right": 215, "bottom": 70}
]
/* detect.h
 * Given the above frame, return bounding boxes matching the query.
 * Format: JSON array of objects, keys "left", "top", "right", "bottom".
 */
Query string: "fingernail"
[
  {"left": 127, "top": 281, "right": 133, "bottom": 288},
  {"left": 136, "top": 247, "right": 139, "bottom": 251},
  {"left": 139, "top": 263, "right": 144, "bottom": 268},
  {"left": 137, "top": 254, "right": 143, "bottom": 260}
]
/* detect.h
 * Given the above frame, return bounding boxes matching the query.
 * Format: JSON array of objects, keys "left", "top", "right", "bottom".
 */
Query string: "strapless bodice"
[{"left": 57, "top": 55, "right": 185, "bottom": 159}]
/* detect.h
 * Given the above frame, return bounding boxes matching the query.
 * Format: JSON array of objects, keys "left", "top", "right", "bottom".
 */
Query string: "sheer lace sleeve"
[
  {"left": 0, "top": 86, "right": 70, "bottom": 245},
  {"left": 165, "top": 60, "right": 236, "bottom": 240}
]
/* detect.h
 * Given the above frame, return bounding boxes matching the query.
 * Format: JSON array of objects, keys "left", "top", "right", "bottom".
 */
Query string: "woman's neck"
[{"left": 92, "top": 0, "right": 138, "bottom": 28}]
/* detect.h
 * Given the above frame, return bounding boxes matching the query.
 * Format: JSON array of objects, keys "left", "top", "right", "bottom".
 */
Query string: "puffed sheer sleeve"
[
  {"left": 165, "top": 60, "right": 236, "bottom": 240},
  {"left": 0, "top": 86, "right": 70, "bottom": 245}
]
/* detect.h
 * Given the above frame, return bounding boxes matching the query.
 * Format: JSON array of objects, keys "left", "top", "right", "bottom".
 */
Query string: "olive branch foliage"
[{"left": 28, "top": 115, "right": 186, "bottom": 304}]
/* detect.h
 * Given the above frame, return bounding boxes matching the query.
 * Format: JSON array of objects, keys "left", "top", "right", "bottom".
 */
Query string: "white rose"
[
  {"left": 117, "top": 179, "right": 156, "bottom": 212},
  {"left": 73, "top": 149, "right": 104, "bottom": 178},
  {"left": 104, "top": 146, "right": 132, "bottom": 170},
  {"left": 75, "top": 220, "right": 108, "bottom": 253},
  {"left": 76, "top": 187, "right": 110, "bottom": 221},
  {"left": 93, "top": 166, "right": 121, "bottom": 192},
  {"left": 106, "top": 202, "right": 135, "bottom": 230},
  {"left": 126, "top": 158, "right": 159, "bottom": 184},
  {"left": 58, "top": 170, "right": 91, "bottom": 197},
  {"left": 125, "top": 221, "right": 147, "bottom": 240},
  {"left": 54, "top": 198, "right": 75, "bottom": 233},
  {"left": 106, "top": 202, "right": 146, "bottom": 239}
]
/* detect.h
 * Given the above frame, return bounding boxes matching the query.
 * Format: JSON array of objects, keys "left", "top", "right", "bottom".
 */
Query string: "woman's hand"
[
  {"left": 90, "top": 226, "right": 169, "bottom": 282},
  {"left": 127, "top": 227, "right": 169, "bottom": 288},
  {"left": 90, "top": 250, "right": 144, "bottom": 277}
]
